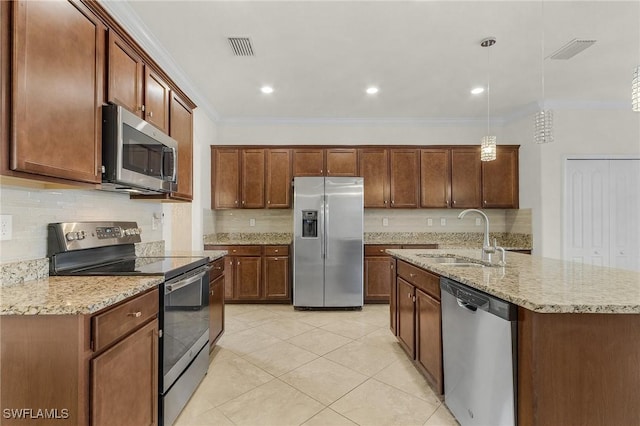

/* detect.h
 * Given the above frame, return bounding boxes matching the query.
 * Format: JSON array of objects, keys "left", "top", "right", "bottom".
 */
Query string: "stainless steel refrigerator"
[{"left": 293, "top": 177, "right": 364, "bottom": 308}]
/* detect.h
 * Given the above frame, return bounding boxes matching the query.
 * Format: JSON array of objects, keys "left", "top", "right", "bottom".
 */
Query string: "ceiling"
[{"left": 116, "top": 1, "right": 640, "bottom": 123}]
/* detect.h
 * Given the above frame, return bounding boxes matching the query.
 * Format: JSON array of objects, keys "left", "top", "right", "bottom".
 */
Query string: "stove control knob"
[
  {"left": 77, "top": 231, "right": 86, "bottom": 240},
  {"left": 135, "top": 227, "right": 141, "bottom": 235},
  {"left": 65, "top": 232, "right": 76, "bottom": 241},
  {"left": 124, "top": 229, "right": 132, "bottom": 236}
]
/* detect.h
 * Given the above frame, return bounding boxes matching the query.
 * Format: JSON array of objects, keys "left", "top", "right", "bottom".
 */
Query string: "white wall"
[{"left": 504, "top": 108, "right": 640, "bottom": 259}]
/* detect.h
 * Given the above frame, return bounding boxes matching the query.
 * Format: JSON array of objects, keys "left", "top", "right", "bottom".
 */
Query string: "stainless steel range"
[{"left": 48, "top": 221, "right": 210, "bottom": 426}]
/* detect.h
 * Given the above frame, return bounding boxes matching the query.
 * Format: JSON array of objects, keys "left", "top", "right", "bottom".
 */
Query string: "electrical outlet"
[
  {"left": 382, "top": 217, "right": 389, "bottom": 227},
  {"left": 249, "top": 218, "right": 256, "bottom": 227},
  {"left": 427, "top": 218, "right": 433, "bottom": 227},
  {"left": 0, "top": 215, "right": 12, "bottom": 241},
  {"left": 440, "top": 217, "right": 446, "bottom": 227},
  {"left": 475, "top": 217, "right": 482, "bottom": 226}
]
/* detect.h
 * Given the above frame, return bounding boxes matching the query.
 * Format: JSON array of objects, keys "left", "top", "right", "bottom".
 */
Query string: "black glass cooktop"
[{"left": 62, "top": 256, "right": 208, "bottom": 279}]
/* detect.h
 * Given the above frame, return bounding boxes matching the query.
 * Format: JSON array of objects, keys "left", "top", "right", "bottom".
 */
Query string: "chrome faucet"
[{"left": 458, "top": 209, "right": 498, "bottom": 263}]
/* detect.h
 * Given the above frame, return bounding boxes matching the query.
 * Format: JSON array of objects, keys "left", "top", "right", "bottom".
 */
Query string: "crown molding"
[{"left": 98, "top": 0, "right": 220, "bottom": 122}]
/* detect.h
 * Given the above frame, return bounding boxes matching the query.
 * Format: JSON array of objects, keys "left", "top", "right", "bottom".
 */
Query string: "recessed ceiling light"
[
  {"left": 260, "top": 86, "right": 274, "bottom": 94},
  {"left": 471, "top": 87, "right": 485, "bottom": 95},
  {"left": 366, "top": 87, "right": 379, "bottom": 95}
]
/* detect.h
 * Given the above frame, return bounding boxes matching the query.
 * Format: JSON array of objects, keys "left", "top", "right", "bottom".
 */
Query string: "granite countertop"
[
  {"left": 204, "top": 233, "right": 292, "bottom": 245},
  {"left": 0, "top": 275, "right": 164, "bottom": 315},
  {"left": 388, "top": 249, "right": 640, "bottom": 314}
]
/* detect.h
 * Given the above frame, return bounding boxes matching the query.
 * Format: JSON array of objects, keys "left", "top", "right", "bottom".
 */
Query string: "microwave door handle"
[{"left": 170, "top": 146, "right": 177, "bottom": 182}]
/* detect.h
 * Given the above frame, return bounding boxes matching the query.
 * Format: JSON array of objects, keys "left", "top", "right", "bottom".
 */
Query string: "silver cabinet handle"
[{"left": 148, "top": 111, "right": 153, "bottom": 118}]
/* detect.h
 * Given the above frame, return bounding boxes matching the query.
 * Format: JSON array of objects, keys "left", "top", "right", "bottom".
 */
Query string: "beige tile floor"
[{"left": 175, "top": 304, "right": 459, "bottom": 426}]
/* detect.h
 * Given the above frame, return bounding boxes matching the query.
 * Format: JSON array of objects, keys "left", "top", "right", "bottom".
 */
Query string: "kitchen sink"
[{"left": 416, "top": 255, "right": 486, "bottom": 267}]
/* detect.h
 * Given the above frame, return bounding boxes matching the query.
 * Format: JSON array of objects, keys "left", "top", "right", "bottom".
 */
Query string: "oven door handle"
[{"left": 165, "top": 268, "right": 209, "bottom": 294}]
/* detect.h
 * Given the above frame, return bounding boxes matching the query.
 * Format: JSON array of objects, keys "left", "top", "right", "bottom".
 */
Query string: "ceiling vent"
[
  {"left": 549, "top": 39, "right": 596, "bottom": 60},
  {"left": 228, "top": 37, "right": 254, "bottom": 56}
]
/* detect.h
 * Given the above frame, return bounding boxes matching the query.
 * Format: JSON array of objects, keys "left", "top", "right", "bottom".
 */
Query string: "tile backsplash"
[
  {"left": 0, "top": 184, "right": 164, "bottom": 263},
  {"left": 206, "top": 208, "right": 531, "bottom": 236}
]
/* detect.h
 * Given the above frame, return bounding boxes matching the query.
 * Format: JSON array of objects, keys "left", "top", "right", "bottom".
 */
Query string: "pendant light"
[
  {"left": 634, "top": 66, "right": 640, "bottom": 112},
  {"left": 535, "top": 0, "right": 554, "bottom": 143},
  {"left": 480, "top": 37, "right": 497, "bottom": 162}
]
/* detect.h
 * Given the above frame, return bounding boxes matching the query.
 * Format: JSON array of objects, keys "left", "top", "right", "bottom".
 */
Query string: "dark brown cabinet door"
[
  {"left": 144, "top": 68, "right": 170, "bottom": 134},
  {"left": 91, "top": 320, "right": 158, "bottom": 426},
  {"left": 235, "top": 256, "right": 262, "bottom": 299},
  {"left": 224, "top": 257, "right": 235, "bottom": 300},
  {"left": 390, "top": 149, "right": 419, "bottom": 208},
  {"left": 293, "top": 149, "right": 324, "bottom": 176},
  {"left": 421, "top": 149, "right": 451, "bottom": 208},
  {"left": 169, "top": 92, "right": 193, "bottom": 201},
  {"left": 482, "top": 146, "right": 519, "bottom": 209},
  {"left": 107, "top": 30, "right": 144, "bottom": 117},
  {"left": 326, "top": 148, "right": 358, "bottom": 176},
  {"left": 241, "top": 149, "right": 266, "bottom": 208},
  {"left": 11, "top": 0, "right": 104, "bottom": 183},
  {"left": 359, "top": 148, "right": 389, "bottom": 208},
  {"left": 209, "top": 274, "right": 225, "bottom": 348},
  {"left": 397, "top": 278, "right": 415, "bottom": 358},
  {"left": 364, "top": 256, "right": 394, "bottom": 302},
  {"left": 415, "top": 288, "right": 443, "bottom": 394},
  {"left": 451, "top": 148, "right": 482, "bottom": 208},
  {"left": 266, "top": 149, "right": 292, "bottom": 208},
  {"left": 264, "top": 256, "right": 290, "bottom": 299},
  {"left": 212, "top": 148, "right": 240, "bottom": 209}
]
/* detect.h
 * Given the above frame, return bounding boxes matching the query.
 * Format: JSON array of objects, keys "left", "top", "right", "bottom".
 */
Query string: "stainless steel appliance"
[
  {"left": 102, "top": 103, "right": 178, "bottom": 195},
  {"left": 293, "top": 177, "right": 364, "bottom": 308},
  {"left": 440, "top": 277, "right": 517, "bottom": 426},
  {"left": 48, "top": 221, "right": 209, "bottom": 426}
]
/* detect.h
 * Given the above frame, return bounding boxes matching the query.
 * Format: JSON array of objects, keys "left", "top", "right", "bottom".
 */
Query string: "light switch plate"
[
  {"left": 440, "top": 218, "right": 446, "bottom": 227},
  {"left": 427, "top": 218, "right": 433, "bottom": 227},
  {"left": 249, "top": 218, "right": 256, "bottom": 227},
  {"left": 382, "top": 217, "right": 389, "bottom": 227},
  {"left": 0, "top": 215, "right": 12, "bottom": 241},
  {"left": 475, "top": 218, "right": 482, "bottom": 226}
]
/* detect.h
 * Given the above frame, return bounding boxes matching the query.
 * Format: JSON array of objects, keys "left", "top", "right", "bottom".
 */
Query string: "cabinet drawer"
[
  {"left": 92, "top": 288, "right": 159, "bottom": 352},
  {"left": 397, "top": 261, "right": 440, "bottom": 300},
  {"left": 209, "top": 257, "right": 225, "bottom": 280},
  {"left": 365, "top": 245, "right": 402, "bottom": 256},
  {"left": 264, "top": 245, "right": 289, "bottom": 256},
  {"left": 217, "top": 245, "right": 262, "bottom": 256}
]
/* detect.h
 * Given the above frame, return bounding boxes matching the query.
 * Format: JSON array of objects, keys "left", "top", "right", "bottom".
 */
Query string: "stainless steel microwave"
[{"left": 101, "top": 103, "right": 178, "bottom": 194}]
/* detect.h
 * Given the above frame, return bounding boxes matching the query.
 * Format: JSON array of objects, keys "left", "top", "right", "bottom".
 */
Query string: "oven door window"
[
  {"left": 122, "top": 123, "right": 175, "bottom": 181},
  {"left": 163, "top": 276, "right": 209, "bottom": 378}
]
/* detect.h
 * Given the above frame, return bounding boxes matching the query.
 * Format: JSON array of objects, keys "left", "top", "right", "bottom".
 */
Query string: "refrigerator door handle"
[
  {"left": 320, "top": 195, "right": 325, "bottom": 259},
  {"left": 325, "top": 193, "right": 330, "bottom": 259}
]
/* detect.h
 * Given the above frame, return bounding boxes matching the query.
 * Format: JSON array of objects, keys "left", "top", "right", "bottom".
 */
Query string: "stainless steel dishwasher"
[{"left": 440, "top": 277, "right": 518, "bottom": 426}]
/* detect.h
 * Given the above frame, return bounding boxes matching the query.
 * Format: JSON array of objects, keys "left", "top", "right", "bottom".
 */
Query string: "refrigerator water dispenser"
[{"left": 301, "top": 210, "right": 318, "bottom": 238}]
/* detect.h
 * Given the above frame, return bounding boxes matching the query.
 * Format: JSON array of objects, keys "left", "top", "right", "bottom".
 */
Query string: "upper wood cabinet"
[
  {"left": 390, "top": 149, "right": 419, "bottom": 208},
  {"left": 359, "top": 148, "right": 390, "bottom": 208},
  {"left": 326, "top": 148, "right": 358, "bottom": 176},
  {"left": 266, "top": 149, "right": 292, "bottom": 208},
  {"left": 107, "top": 31, "right": 144, "bottom": 115},
  {"left": 10, "top": 0, "right": 105, "bottom": 184},
  {"left": 482, "top": 146, "right": 519, "bottom": 209},
  {"left": 420, "top": 149, "right": 451, "bottom": 208},
  {"left": 108, "top": 32, "right": 171, "bottom": 134},
  {"left": 241, "top": 149, "right": 266, "bottom": 208},
  {"left": 211, "top": 147, "right": 267, "bottom": 209},
  {"left": 212, "top": 148, "right": 241, "bottom": 209},
  {"left": 293, "top": 149, "right": 324, "bottom": 176},
  {"left": 144, "top": 68, "right": 170, "bottom": 134},
  {"left": 451, "top": 147, "right": 482, "bottom": 209},
  {"left": 169, "top": 92, "right": 193, "bottom": 201}
]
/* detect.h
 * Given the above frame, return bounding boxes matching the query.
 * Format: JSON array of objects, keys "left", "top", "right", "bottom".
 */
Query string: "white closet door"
[
  {"left": 564, "top": 160, "right": 610, "bottom": 267},
  {"left": 564, "top": 159, "right": 640, "bottom": 271},
  {"left": 609, "top": 160, "right": 640, "bottom": 271}
]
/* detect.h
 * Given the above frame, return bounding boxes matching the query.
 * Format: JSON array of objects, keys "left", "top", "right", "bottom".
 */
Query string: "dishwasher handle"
[{"left": 457, "top": 298, "right": 479, "bottom": 312}]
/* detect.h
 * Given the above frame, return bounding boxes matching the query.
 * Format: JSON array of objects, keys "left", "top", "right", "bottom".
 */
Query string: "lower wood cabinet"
[
  {"left": 393, "top": 260, "right": 444, "bottom": 394},
  {"left": 206, "top": 245, "right": 291, "bottom": 302},
  {"left": 0, "top": 288, "right": 159, "bottom": 425},
  {"left": 209, "top": 257, "right": 225, "bottom": 351},
  {"left": 364, "top": 244, "right": 437, "bottom": 303}
]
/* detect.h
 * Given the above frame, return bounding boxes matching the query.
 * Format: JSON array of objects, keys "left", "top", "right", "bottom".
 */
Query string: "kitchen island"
[{"left": 387, "top": 249, "right": 640, "bottom": 426}]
